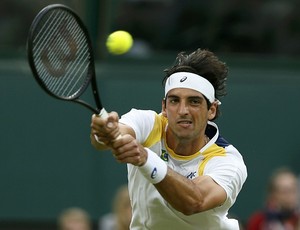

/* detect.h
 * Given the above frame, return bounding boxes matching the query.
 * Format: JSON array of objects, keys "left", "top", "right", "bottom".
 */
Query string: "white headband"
[{"left": 165, "top": 72, "right": 220, "bottom": 104}]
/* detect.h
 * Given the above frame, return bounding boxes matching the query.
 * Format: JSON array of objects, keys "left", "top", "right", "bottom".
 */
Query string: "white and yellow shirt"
[{"left": 120, "top": 109, "right": 247, "bottom": 230}]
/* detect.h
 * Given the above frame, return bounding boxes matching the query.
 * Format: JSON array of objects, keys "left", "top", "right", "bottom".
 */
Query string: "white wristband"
[{"left": 139, "top": 148, "right": 168, "bottom": 184}]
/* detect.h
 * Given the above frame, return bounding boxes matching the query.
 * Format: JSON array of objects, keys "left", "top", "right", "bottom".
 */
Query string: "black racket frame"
[{"left": 27, "top": 4, "right": 102, "bottom": 114}]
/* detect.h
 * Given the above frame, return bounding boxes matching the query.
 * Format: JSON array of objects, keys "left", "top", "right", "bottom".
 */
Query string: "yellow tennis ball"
[{"left": 106, "top": 30, "right": 133, "bottom": 55}]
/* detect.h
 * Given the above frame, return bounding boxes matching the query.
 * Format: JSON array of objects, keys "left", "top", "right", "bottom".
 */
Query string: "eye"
[
  {"left": 169, "top": 98, "right": 179, "bottom": 104},
  {"left": 189, "top": 97, "right": 201, "bottom": 105},
  {"left": 167, "top": 96, "right": 179, "bottom": 104}
]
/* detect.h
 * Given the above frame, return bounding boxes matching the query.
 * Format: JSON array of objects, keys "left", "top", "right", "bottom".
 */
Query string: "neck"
[{"left": 166, "top": 132, "right": 209, "bottom": 156}]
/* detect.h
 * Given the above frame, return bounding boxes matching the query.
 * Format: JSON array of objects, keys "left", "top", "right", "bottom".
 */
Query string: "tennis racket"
[{"left": 27, "top": 4, "right": 108, "bottom": 118}]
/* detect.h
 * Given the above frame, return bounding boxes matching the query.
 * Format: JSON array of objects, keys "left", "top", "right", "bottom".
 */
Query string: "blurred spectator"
[
  {"left": 99, "top": 184, "right": 132, "bottom": 230},
  {"left": 58, "top": 207, "right": 92, "bottom": 230},
  {"left": 247, "top": 167, "right": 300, "bottom": 230}
]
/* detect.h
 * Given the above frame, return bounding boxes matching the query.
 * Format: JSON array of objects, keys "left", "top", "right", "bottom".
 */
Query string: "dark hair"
[{"left": 163, "top": 49, "right": 228, "bottom": 120}]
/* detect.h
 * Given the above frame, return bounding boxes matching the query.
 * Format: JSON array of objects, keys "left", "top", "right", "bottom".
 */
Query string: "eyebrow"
[{"left": 167, "top": 95, "right": 204, "bottom": 100}]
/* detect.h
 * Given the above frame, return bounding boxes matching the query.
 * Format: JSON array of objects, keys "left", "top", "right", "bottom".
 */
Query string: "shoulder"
[
  {"left": 120, "top": 108, "right": 157, "bottom": 119},
  {"left": 120, "top": 108, "right": 167, "bottom": 127},
  {"left": 120, "top": 109, "right": 157, "bottom": 127},
  {"left": 205, "top": 144, "right": 247, "bottom": 182},
  {"left": 205, "top": 121, "right": 246, "bottom": 172},
  {"left": 119, "top": 109, "right": 163, "bottom": 143}
]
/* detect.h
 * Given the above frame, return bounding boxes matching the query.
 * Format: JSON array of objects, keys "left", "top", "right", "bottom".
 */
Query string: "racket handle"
[
  {"left": 94, "top": 107, "right": 121, "bottom": 144},
  {"left": 99, "top": 107, "right": 108, "bottom": 118},
  {"left": 94, "top": 108, "right": 108, "bottom": 144}
]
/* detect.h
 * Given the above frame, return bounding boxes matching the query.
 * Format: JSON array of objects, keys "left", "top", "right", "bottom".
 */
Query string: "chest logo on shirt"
[
  {"left": 160, "top": 150, "right": 169, "bottom": 162},
  {"left": 186, "top": 171, "right": 197, "bottom": 179}
]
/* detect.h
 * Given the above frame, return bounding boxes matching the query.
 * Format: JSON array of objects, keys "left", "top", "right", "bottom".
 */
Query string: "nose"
[{"left": 178, "top": 101, "right": 189, "bottom": 115}]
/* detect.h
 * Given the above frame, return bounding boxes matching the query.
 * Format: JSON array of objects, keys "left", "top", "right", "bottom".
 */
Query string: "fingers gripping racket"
[{"left": 27, "top": 4, "right": 108, "bottom": 118}]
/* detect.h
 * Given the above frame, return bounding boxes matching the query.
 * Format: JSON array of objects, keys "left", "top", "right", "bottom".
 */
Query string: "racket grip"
[
  {"left": 94, "top": 107, "right": 108, "bottom": 144},
  {"left": 99, "top": 107, "right": 108, "bottom": 118},
  {"left": 94, "top": 107, "right": 121, "bottom": 144}
]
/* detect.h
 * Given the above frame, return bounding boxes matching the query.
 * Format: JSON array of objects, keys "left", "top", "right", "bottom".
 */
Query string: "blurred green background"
[{"left": 1, "top": 0, "right": 300, "bottom": 229}]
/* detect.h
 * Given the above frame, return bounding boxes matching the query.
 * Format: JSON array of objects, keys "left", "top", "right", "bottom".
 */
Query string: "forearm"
[
  {"left": 155, "top": 169, "right": 206, "bottom": 215},
  {"left": 139, "top": 149, "right": 226, "bottom": 215}
]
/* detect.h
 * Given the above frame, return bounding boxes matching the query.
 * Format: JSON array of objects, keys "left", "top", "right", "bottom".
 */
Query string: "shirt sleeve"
[
  {"left": 119, "top": 108, "right": 157, "bottom": 143},
  {"left": 204, "top": 145, "right": 247, "bottom": 206}
]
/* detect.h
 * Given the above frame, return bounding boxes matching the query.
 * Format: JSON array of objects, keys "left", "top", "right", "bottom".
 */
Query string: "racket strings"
[
  {"left": 44, "top": 17, "right": 88, "bottom": 96},
  {"left": 32, "top": 9, "right": 91, "bottom": 99},
  {"left": 42, "top": 12, "right": 89, "bottom": 96},
  {"left": 34, "top": 12, "right": 69, "bottom": 74},
  {"left": 55, "top": 21, "right": 90, "bottom": 96},
  {"left": 33, "top": 12, "right": 68, "bottom": 85}
]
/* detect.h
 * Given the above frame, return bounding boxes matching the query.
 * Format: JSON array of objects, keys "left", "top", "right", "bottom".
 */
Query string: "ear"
[
  {"left": 208, "top": 102, "right": 218, "bottom": 120},
  {"left": 161, "top": 98, "right": 167, "bottom": 117}
]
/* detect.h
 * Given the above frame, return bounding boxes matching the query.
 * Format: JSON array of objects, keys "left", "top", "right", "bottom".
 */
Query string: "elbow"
[
  {"left": 180, "top": 209, "right": 196, "bottom": 216},
  {"left": 176, "top": 199, "right": 205, "bottom": 216},
  {"left": 181, "top": 205, "right": 204, "bottom": 216}
]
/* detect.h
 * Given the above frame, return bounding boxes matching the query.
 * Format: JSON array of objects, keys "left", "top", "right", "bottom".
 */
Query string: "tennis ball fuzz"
[{"left": 106, "top": 30, "right": 133, "bottom": 55}]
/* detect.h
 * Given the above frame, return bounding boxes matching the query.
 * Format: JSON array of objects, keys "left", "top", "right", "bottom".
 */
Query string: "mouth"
[{"left": 177, "top": 119, "right": 192, "bottom": 127}]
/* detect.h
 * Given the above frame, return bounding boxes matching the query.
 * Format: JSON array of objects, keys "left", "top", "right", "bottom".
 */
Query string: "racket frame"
[{"left": 27, "top": 4, "right": 103, "bottom": 114}]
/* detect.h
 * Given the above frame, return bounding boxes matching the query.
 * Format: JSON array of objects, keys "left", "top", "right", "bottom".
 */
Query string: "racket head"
[{"left": 27, "top": 4, "right": 95, "bottom": 102}]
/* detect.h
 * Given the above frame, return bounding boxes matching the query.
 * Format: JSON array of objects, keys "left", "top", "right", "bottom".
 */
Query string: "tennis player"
[{"left": 90, "top": 48, "right": 247, "bottom": 230}]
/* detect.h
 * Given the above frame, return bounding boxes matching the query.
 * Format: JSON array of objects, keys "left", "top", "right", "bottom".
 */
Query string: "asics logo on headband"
[{"left": 180, "top": 76, "right": 187, "bottom": 82}]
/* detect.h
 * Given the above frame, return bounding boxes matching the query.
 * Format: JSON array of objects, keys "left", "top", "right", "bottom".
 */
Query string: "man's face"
[
  {"left": 272, "top": 173, "right": 299, "bottom": 211},
  {"left": 163, "top": 88, "right": 216, "bottom": 141}
]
